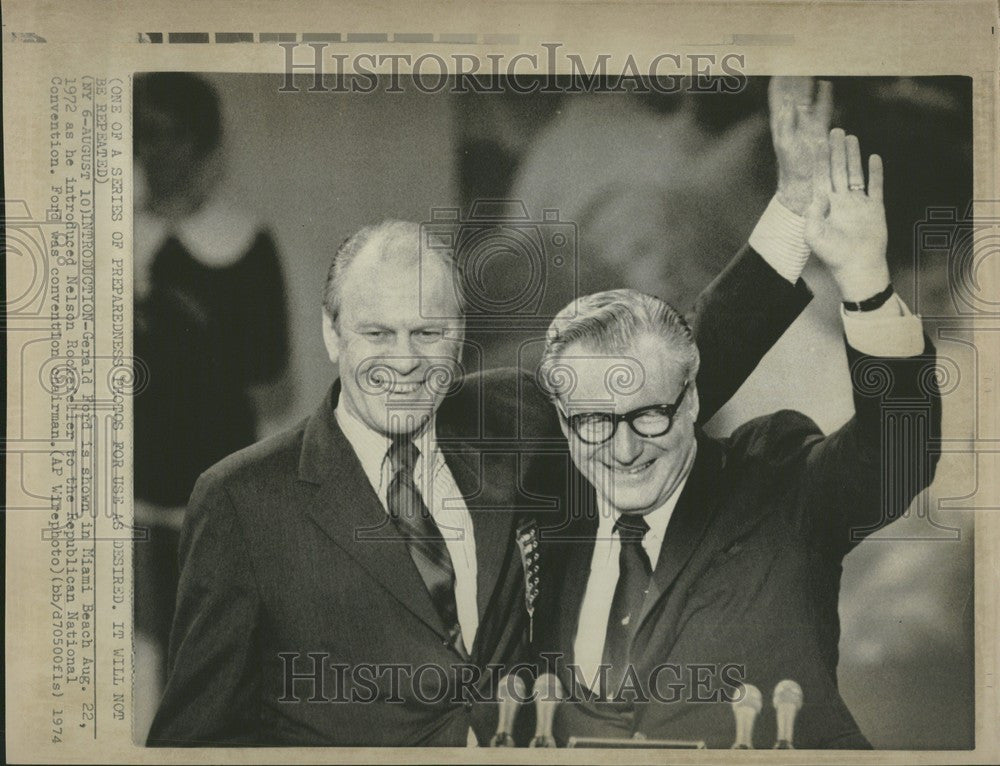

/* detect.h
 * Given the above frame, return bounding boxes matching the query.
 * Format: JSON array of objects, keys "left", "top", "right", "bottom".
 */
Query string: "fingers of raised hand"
[
  {"left": 771, "top": 100, "right": 793, "bottom": 139},
  {"left": 846, "top": 134, "right": 866, "bottom": 192},
  {"left": 829, "top": 128, "right": 849, "bottom": 192},
  {"left": 769, "top": 78, "right": 802, "bottom": 137},
  {"left": 813, "top": 80, "right": 834, "bottom": 132},
  {"left": 769, "top": 76, "right": 813, "bottom": 110},
  {"left": 867, "top": 154, "right": 884, "bottom": 202},
  {"left": 813, "top": 133, "right": 834, "bottom": 198},
  {"left": 795, "top": 80, "right": 833, "bottom": 138},
  {"left": 769, "top": 76, "right": 813, "bottom": 137}
]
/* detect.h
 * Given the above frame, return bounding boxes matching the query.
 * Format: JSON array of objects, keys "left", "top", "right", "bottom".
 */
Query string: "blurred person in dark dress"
[{"left": 132, "top": 72, "right": 291, "bottom": 735}]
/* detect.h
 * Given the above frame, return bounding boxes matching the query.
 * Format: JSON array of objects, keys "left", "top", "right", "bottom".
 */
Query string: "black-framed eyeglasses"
[{"left": 557, "top": 382, "right": 689, "bottom": 445}]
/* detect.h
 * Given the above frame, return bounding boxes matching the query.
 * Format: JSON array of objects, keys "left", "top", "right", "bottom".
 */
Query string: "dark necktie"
[
  {"left": 385, "top": 437, "right": 464, "bottom": 654},
  {"left": 602, "top": 513, "right": 652, "bottom": 700}
]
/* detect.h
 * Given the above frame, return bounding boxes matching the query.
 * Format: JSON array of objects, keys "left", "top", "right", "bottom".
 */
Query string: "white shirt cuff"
[
  {"left": 842, "top": 293, "right": 925, "bottom": 357},
  {"left": 748, "top": 196, "right": 811, "bottom": 284}
]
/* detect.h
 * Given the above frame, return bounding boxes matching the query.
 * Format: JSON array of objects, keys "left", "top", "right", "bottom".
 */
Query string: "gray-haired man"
[{"left": 533, "top": 129, "right": 940, "bottom": 748}]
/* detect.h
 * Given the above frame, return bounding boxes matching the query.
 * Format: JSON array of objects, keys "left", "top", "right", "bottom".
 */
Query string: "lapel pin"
[{"left": 515, "top": 519, "right": 540, "bottom": 642}]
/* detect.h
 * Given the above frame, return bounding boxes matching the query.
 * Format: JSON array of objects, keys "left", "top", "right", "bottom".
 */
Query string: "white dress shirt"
[
  {"left": 572, "top": 473, "right": 690, "bottom": 696},
  {"left": 334, "top": 405, "right": 479, "bottom": 655},
  {"left": 748, "top": 195, "right": 813, "bottom": 284}
]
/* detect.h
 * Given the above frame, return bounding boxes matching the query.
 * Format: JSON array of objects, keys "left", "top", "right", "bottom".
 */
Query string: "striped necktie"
[{"left": 386, "top": 437, "right": 464, "bottom": 654}]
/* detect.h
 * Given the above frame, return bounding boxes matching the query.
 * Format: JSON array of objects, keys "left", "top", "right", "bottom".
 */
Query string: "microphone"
[
  {"left": 529, "top": 673, "right": 565, "bottom": 748},
  {"left": 730, "top": 683, "right": 762, "bottom": 749},
  {"left": 489, "top": 674, "right": 527, "bottom": 747},
  {"left": 772, "top": 679, "right": 803, "bottom": 749}
]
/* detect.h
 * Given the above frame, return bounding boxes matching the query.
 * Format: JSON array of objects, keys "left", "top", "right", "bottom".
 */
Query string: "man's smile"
[
  {"left": 606, "top": 457, "right": 657, "bottom": 476},
  {"left": 387, "top": 380, "right": 423, "bottom": 395}
]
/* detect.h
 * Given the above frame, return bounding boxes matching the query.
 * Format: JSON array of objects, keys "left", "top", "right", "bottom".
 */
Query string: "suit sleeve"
[
  {"left": 688, "top": 245, "right": 812, "bottom": 423},
  {"left": 146, "top": 472, "right": 263, "bottom": 746},
  {"left": 799, "top": 336, "right": 942, "bottom": 558}
]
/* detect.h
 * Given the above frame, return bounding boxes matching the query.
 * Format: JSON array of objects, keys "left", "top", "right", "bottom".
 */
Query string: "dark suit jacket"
[
  {"left": 534, "top": 339, "right": 942, "bottom": 749},
  {"left": 146, "top": 247, "right": 811, "bottom": 746}
]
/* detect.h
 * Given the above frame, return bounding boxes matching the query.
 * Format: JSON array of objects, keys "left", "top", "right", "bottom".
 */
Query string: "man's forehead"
[
  {"left": 560, "top": 352, "right": 645, "bottom": 379},
  {"left": 349, "top": 238, "right": 455, "bottom": 283},
  {"left": 351, "top": 238, "right": 418, "bottom": 274},
  {"left": 340, "top": 248, "right": 459, "bottom": 320},
  {"left": 556, "top": 338, "right": 688, "bottom": 404}
]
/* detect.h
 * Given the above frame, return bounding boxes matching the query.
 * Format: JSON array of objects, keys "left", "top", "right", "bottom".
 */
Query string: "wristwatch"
[{"left": 843, "top": 283, "right": 894, "bottom": 312}]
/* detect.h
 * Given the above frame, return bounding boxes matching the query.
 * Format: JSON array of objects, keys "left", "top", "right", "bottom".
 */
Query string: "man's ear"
[
  {"left": 321, "top": 309, "right": 339, "bottom": 365},
  {"left": 688, "top": 385, "right": 700, "bottom": 424},
  {"left": 557, "top": 415, "right": 571, "bottom": 442},
  {"left": 552, "top": 397, "right": 571, "bottom": 440},
  {"left": 452, "top": 323, "right": 466, "bottom": 368}
]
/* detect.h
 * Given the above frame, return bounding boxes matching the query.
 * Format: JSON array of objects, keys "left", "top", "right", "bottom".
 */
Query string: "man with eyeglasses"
[
  {"left": 147, "top": 77, "right": 843, "bottom": 747},
  {"left": 531, "top": 129, "right": 941, "bottom": 749}
]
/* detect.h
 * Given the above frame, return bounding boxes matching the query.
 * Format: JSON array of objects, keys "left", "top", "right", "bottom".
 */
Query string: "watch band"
[{"left": 843, "top": 283, "right": 894, "bottom": 312}]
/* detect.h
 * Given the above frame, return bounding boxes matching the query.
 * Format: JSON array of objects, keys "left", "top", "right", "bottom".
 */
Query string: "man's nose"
[
  {"left": 386, "top": 336, "right": 421, "bottom": 376},
  {"left": 610, "top": 422, "right": 643, "bottom": 464}
]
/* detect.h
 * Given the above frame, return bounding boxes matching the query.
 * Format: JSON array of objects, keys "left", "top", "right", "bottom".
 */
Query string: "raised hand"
[
  {"left": 805, "top": 128, "right": 890, "bottom": 302},
  {"left": 769, "top": 77, "right": 834, "bottom": 216}
]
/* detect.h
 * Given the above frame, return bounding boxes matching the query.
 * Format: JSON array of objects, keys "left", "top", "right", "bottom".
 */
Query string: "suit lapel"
[
  {"left": 634, "top": 432, "right": 726, "bottom": 633},
  {"left": 557, "top": 513, "right": 599, "bottom": 667},
  {"left": 540, "top": 471, "right": 601, "bottom": 669},
  {"left": 297, "top": 383, "right": 449, "bottom": 642},
  {"left": 436, "top": 440, "right": 516, "bottom": 625}
]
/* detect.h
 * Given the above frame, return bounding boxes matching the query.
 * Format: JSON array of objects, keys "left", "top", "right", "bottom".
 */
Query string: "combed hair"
[
  {"left": 540, "top": 289, "right": 699, "bottom": 396},
  {"left": 322, "top": 220, "right": 465, "bottom": 322}
]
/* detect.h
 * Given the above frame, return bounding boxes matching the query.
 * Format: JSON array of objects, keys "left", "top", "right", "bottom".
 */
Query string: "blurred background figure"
[{"left": 132, "top": 72, "right": 291, "bottom": 736}]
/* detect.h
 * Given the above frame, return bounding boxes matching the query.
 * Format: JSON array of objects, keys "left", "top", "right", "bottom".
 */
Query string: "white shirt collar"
[
  {"left": 596, "top": 468, "right": 692, "bottom": 569},
  {"left": 334, "top": 397, "right": 439, "bottom": 495}
]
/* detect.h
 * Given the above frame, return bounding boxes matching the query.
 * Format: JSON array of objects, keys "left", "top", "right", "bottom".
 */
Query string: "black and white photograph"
[
  {"left": 6, "top": 2, "right": 998, "bottom": 763},
  {"left": 131, "top": 69, "right": 975, "bottom": 750}
]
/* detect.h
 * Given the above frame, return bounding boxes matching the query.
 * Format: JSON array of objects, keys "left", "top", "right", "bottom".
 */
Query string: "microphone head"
[
  {"left": 772, "top": 680, "right": 803, "bottom": 710},
  {"left": 731, "top": 683, "right": 763, "bottom": 713}
]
